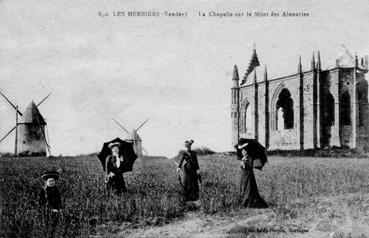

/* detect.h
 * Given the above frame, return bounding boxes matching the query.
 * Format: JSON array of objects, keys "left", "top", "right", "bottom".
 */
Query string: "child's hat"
[{"left": 41, "top": 170, "right": 60, "bottom": 181}]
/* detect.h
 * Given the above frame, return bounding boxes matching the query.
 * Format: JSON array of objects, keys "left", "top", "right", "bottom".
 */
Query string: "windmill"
[
  {"left": 0, "top": 91, "right": 51, "bottom": 156},
  {"left": 112, "top": 118, "right": 149, "bottom": 157}
]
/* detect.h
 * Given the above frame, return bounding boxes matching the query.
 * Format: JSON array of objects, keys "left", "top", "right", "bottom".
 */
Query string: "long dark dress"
[
  {"left": 39, "top": 186, "right": 62, "bottom": 238},
  {"left": 105, "top": 155, "right": 126, "bottom": 195},
  {"left": 178, "top": 150, "right": 200, "bottom": 201},
  {"left": 39, "top": 186, "right": 62, "bottom": 210},
  {"left": 239, "top": 157, "right": 268, "bottom": 208}
]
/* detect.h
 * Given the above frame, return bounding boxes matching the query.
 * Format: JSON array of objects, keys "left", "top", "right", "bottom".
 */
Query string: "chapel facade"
[{"left": 231, "top": 49, "right": 369, "bottom": 151}]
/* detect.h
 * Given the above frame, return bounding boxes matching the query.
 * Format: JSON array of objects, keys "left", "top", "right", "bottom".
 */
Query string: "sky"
[{"left": 0, "top": 0, "right": 368, "bottom": 158}]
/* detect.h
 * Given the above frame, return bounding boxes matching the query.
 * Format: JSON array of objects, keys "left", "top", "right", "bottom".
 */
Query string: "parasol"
[
  {"left": 97, "top": 137, "right": 137, "bottom": 172},
  {"left": 234, "top": 138, "right": 268, "bottom": 170}
]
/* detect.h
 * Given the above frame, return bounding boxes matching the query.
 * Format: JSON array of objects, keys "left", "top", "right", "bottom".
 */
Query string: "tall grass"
[
  {"left": 1, "top": 155, "right": 369, "bottom": 237},
  {"left": 199, "top": 155, "right": 369, "bottom": 213},
  {"left": 0, "top": 156, "right": 183, "bottom": 237}
]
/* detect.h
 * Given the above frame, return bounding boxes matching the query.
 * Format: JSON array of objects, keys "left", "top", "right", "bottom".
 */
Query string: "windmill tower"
[
  {"left": 0, "top": 92, "right": 51, "bottom": 156},
  {"left": 17, "top": 101, "right": 50, "bottom": 156},
  {"left": 112, "top": 118, "right": 149, "bottom": 156},
  {"left": 126, "top": 129, "right": 143, "bottom": 156}
]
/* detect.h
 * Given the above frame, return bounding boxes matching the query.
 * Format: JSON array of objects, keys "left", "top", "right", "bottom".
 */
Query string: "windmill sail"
[
  {"left": 113, "top": 118, "right": 150, "bottom": 157},
  {"left": 0, "top": 126, "right": 16, "bottom": 143},
  {"left": 0, "top": 91, "right": 22, "bottom": 156},
  {"left": 112, "top": 118, "right": 130, "bottom": 134},
  {"left": 136, "top": 118, "right": 150, "bottom": 132},
  {"left": 37, "top": 93, "right": 51, "bottom": 107},
  {"left": 0, "top": 91, "right": 22, "bottom": 116}
]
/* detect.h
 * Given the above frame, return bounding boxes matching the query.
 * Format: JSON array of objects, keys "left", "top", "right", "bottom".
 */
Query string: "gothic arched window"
[
  {"left": 276, "top": 88, "right": 294, "bottom": 130},
  {"left": 244, "top": 104, "right": 252, "bottom": 133}
]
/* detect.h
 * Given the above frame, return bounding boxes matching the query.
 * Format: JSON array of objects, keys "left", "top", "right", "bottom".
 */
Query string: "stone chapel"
[{"left": 231, "top": 48, "right": 369, "bottom": 151}]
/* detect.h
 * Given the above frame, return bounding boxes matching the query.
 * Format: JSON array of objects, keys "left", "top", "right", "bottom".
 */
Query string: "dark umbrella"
[
  {"left": 97, "top": 137, "right": 137, "bottom": 172},
  {"left": 234, "top": 138, "right": 268, "bottom": 170}
]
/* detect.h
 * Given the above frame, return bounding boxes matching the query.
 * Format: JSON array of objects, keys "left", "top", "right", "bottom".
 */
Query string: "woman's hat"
[
  {"left": 185, "top": 139, "right": 194, "bottom": 146},
  {"left": 41, "top": 170, "right": 60, "bottom": 181},
  {"left": 108, "top": 142, "right": 121, "bottom": 149}
]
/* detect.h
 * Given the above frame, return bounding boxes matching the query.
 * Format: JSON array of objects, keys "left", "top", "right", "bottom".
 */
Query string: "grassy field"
[{"left": 1, "top": 154, "right": 369, "bottom": 237}]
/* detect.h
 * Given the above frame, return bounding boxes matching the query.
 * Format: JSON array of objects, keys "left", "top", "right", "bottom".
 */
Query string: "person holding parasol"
[
  {"left": 97, "top": 138, "right": 138, "bottom": 195},
  {"left": 235, "top": 138, "right": 268, "bottom": 208},
  {"left": 105, "top": 142, "right": 127, "bottom": 195}
]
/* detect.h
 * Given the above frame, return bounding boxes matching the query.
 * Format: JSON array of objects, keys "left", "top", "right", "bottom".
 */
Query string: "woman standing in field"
[
  {"left": 39, "top": 170, "right": 62, "bottom": 238},
  {"left": 177, "top": 140, "right": 201, "bottom": 201},
  {"left": 238, "top": 143, "right": 268, "bottom": 208},
  {"left": 105, "top": 142, "right": 126, "bottom": 195}
]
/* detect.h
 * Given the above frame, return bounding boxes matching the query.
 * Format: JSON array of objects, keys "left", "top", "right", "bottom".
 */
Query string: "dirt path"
[
  {"left": 118, "top": 211, "right": 273, "bottom": 238},
  {"left": 114, "top": 193, "right": 369, "bottom": 238}
]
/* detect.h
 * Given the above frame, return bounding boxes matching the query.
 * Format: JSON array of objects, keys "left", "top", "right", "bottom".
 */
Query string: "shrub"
[
  {"left": 192, "top": 147, "right": 216, "bottom": 155},
  {"left": 174, "top": 146, "right": 216, "bottom": 159}
]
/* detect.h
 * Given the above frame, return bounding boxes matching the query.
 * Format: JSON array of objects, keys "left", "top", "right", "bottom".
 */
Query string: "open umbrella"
[
  {"left": 234, "top": 138, "right": 268, "bottom": 170},
  {"left": 97, "top": 137, "right": 137, "bottom": 172}
]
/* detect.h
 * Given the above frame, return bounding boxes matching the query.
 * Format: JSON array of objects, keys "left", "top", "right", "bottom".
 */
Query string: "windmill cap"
[
  {"left": 22, "top": 101, "right": 46, "bottom": 124},
  {"left": 124, "top": 132, "right": 135, "bottom": 140},
  {"left": 124, "top": 130, "right": 141, "bottom": 141}
]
